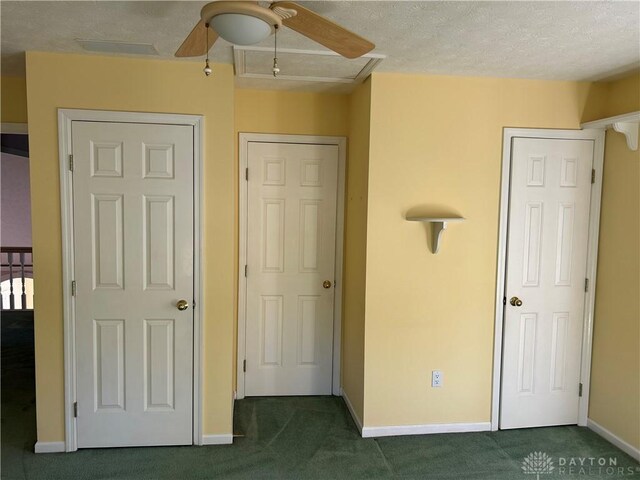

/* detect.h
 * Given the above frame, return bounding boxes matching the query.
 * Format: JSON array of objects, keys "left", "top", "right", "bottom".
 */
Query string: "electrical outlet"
[{"left": 432, "top": 370, "right": 443, "bottom": 388}]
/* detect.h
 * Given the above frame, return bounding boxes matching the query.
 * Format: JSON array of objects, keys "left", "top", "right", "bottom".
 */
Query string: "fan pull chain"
[
  {"left": 203, "top": 23, "right": 212, "bottom": 77},
  {"left": 272, "top": 25, "right": 280, "bottom": 77}
]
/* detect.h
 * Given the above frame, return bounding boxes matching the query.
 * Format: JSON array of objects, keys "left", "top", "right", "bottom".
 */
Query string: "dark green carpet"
[{"left": 2, "top": 311, "right": 638, "bottom": 479}]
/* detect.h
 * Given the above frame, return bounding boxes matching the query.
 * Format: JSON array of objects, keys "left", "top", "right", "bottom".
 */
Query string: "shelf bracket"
[
  {"left": 612, "top": 121, "right": 638, "bottom": 151},
  {"left": 581, "top": 111, "right": 640, "bottom": 152},
  {"left": 405, "top": 216, "right": 465, "bottom": 254},
  {"left": 431, "top": 221, "right": 448, "bottom": 254}
]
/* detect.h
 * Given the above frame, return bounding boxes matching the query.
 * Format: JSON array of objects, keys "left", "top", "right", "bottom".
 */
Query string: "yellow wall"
[
  {"left": 362, "top": 73, "right": 595, "bottom": 427},
  {"left": 341, "top": 79, "right": 371, "bottom": 423},
  {"left": 580, "top": 72, "right": 639, "bottom": 122},
  {"left": 23, "top": 47, "right": 639, "bottom": 446},
  {"left": 579, "top": 81, "right": 610, "bottom": 124},
  {"left": 601, "top": 73, "right": 640, "bottom": 118},
  {"left": 589, "top": 72, "right": 640, "bottom": 450},
  {"left": 25, "top": 51, "right": 235, "bottom": 441},
  {"left": 235, "top": 89, "right": 349, "bottom": 137},
  {"left": 1, "top": 76, "right": 28, "bottom": 123}
]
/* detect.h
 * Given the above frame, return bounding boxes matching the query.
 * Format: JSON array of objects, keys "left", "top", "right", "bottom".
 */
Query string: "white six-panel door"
[
  {"left": 500, "top": 137, "right": 594, "bottom": 429},
  {"left": 245, "top": 142, "right": 339, "bottom": 396},
  {"left": 72, "top": 121, "right": 194, "bottom": 447}
]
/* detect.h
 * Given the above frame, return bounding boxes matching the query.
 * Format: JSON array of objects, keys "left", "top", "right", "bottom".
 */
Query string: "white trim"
[
  {"left": 233, "top": 46, "right": 385, "bottom": 84},
  {"left": 237, "top": 133, "right": 347, "bottom": 399},
  {"left": 581, "top": 111, "right": 640, "bottom": 151},
  {"left": 578, "top": 130, "right": 605, "bottom": 427},
  {"left": 192, "top": 114, "right": 205, "bottom": 446},
  {"left": 58, "top": 110, "right": 77, "bottom": 452},
  {"left": 340, "top": 388, "right": 363, "bottom": 435},
  {"left": 491, "top": 128, "right": 605, "bottom": 431},
  {"left": 237, "top": 135, "right": 249, "bottom": 400},
  {"left": 201, "top": 434, "right": 234, "bottom": 446},
  {"left": 333, "top": 140, "right": 346, "bottom": 396},
  {"left": 58, "top": 109, "right": 205, "bottom": 451},
  {"left": 34, "top": 441, "right": 66, "bottom": 454},
  {"left": 362, "top": 422, "right": 491, "bottom": 439},
  {"left": 581, "top": 111, "right": 640, "bottom": 129},
  {"left": 588, "top": 419, "right": 640, "bottom": 462},
  {"left": 1, "top": 122, "right": 28, "bottom": 134},
  {"left": 234, "top": 45, "right": 386, "bottom": 59}
]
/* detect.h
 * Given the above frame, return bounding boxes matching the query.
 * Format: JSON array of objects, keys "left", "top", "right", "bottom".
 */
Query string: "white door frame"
[
  {"left": 237, "top": 133, "right": 346, "bottom": 399},
  {"left": 58, "top": 109, "right": 205, "bottom": 451},
  {"left": 491, "top": 127, "right": 605, "bottom": 431}
]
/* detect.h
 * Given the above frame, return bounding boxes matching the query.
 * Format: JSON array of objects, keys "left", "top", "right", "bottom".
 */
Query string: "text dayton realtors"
[{"left": 557, "top": 457, "right": 637, "bottom": 476}]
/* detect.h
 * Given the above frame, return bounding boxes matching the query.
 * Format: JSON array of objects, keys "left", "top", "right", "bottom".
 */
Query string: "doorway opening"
[{"left": 1, "top": 129, "right": 33, "bottom": 311}]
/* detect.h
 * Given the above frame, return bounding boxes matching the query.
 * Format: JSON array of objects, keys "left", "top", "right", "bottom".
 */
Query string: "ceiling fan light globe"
[{"left": 210, "top": 13, "right": 272, "bottom": 45}]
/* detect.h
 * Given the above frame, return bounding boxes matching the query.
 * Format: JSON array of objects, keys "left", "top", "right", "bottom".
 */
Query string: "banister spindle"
[
  {"left": 20, "top": 252, "right": 26, "bottom": 309},
  {"left": 8, "top": 252, "right": 14, "bottom": 310}
]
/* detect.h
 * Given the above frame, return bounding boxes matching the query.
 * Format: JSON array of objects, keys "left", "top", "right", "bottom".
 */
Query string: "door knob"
[
  {"left": 176, "top": 299, "right": 189, "bottom": 311},
  {"left": 323, "top": 280, "right": 332, "bottom": 289},
  {"left": 509, "top": 296, "right": 523, "bottom": 307}
]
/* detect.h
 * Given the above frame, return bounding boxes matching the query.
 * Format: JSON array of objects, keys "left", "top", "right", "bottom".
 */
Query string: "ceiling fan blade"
[
  {"left": 272, "top": 2, "right": 374, "bottom": 59},
  {"left": 175, "top": 20, "right": 218, "bottom": 57}
]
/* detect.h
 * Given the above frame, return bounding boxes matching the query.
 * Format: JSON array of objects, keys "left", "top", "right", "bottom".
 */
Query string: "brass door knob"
[
  {"left": 509, "top": 296, "right": 523, "bottom": 307},
  {"left": 323, "top": 280, "right": 332, "bottom": 289},
  {"left": 176, "top": 299, "right": 189, "bottom": 311}
]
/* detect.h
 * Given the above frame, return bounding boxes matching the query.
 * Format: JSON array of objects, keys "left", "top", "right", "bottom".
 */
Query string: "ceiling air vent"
[{"left": 77, "top": 39, "right": 159, "bottom": 56}]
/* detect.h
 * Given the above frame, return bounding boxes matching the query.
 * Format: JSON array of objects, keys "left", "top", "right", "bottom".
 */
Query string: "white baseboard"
[
  {"left": 362, "top": 421, "right": 491, "bottom": 438},
  {"left": 202, "top": 434, "right": 233, "bottom": 445},
  {"left": 340, "top": 388, "right": 491, "bottom": 439},
  {"left": 34, "top": 441, "right": 65, "bottom": 453},
  {"left": 587, "top": 418, "right": 640, "bottom": 462},
  {"left": 340, "top": 388, "right": 363, "bottom": 434}
]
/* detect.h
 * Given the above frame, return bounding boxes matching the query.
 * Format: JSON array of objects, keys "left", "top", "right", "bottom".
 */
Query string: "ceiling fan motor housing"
[{"left": 201, "top": 1, "right": 283, "bottom": 44}]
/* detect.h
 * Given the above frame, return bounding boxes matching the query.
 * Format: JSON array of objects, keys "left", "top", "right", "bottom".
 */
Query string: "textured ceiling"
[{"left": 2, "top": 1, "right": 639, "bottom": 91}]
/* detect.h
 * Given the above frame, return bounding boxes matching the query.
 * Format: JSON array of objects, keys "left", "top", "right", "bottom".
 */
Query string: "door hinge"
[
  {"left": 591, "top": 169, "right": 596, "bottom": 184},
  {"left": 71, "top": 280, "right": 77, "bottom": 297},
  {"left": 69, "top": 154, "right": 74, "bottom": 172},
  {"left": 245, "top": 168, "right": 248, "bottom": 181},
  {"left": 244, "top": 265, "right": 247, "bottom": 277},
  {"left": 584, "top": 278, "right": 589, "bottom": 293},
  {"left": 578, "top": 383, "right": 583, "bottom": 397},
  {"left": 73, "top": 402, "right": 78, "bottom": 417},
  {"left": 243, "top": 359, "right": 246, "bottom": 373}
]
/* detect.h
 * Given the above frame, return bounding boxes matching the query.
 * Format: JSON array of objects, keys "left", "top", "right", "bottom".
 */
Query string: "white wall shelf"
[
  {"left": 581, "top": 111, "right": 640, "bottom": 151},
  {"left": 406, "top": 217, "right": 465, "bottom": 254}
]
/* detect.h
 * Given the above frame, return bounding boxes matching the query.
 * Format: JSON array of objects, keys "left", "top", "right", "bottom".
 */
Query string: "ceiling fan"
[{"left": 175, "top": 1, "right": 375, "bottom": 60}]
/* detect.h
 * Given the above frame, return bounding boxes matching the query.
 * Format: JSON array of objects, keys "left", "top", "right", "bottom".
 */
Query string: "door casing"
[
  {"left": 59, "top": 109, "right": 204, "bottom": 451},
  {"left": 237, "top": 133, "right": 347, "bottom": 399},
  {"left": 491, "top": 127, "right": 605, "bottom": 431}
]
